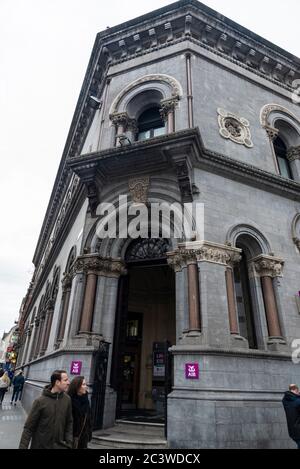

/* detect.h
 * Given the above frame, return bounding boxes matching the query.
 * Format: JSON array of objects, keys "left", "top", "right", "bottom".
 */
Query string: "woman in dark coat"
[{"left": 67, "top": 376, "right": 92, "bottom": 449}]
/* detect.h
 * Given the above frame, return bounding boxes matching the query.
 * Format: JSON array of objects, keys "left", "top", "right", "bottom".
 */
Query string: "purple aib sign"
[
  {"left": 185, "top": 363, "right": 199, "bottom": 380},
  {"left": 70, "top": 360, "right": 82, "bottom": 375}
]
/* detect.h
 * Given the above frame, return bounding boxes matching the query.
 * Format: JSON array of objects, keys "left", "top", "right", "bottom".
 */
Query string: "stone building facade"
[{"left": 17, "top": 0, "right": 300, "bottom": 448}]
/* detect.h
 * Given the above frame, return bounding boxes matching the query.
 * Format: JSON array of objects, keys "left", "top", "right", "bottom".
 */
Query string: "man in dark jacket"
[
  {"left": 19, "top": 370, "right": 73, "bottom": 449},
  {"left": 282, "top": 384, "right": 300, "bottom": 448},
  {"left": 10, "top": 371, "right": 25, "bottom": 405}
]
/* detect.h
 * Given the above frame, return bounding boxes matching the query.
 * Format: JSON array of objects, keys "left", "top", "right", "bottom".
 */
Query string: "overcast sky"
[{"left": 0, "top": 0, "right": 299, "bottom": 339}]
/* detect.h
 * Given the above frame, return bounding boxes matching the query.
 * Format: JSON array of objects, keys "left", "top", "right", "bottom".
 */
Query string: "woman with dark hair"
[{"left": 67, "top": 376, "right": 92, "bottom": 449}]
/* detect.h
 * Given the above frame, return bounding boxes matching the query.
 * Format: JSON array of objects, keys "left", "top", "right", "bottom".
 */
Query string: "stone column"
[
  {"left": 175, "top": 268, "right": 189, "bottom": 341},
  {"left": 127, "top": 118, "right": 138, "bottom": 143},
  {"left": 225, "top": 268, "right": 239, "bottom": 335},
  {"left": 34, "top": 313, "right": 45, "bottom": 358},
  {"left": 22, "top": 328, "right": 32, "bottom": 365},
  {"left": 185, "top": 52, "right": 194, "bottom": 128},
  {"left": 253, "top": 254, "right": 286, "bottom": 350},
  {"left": 160, "top": 98, "right": 178, "bottom": 133},
  {"left": 92, "top": 258, "right": 126, "bottom": 335},
  {"left": 95, "top": 260, "right": 126, "bottom": 430},
  {"left": 29, "top": 317, "right": 39, "bottom": 361},
  {"left": 110, "top": 112, "right": 130, "bottom": 146},
  {"left": 79, "top": 271, "right": 98, "bottom": 333},
  {"left": 55, "top": 273, "right": 72, "bottom": 347},
  {"left": 71, "top": 255, "right": 126, "bottom": 340},
  {"left": 265, "top": 126, "right": 280, "bottom": 174},
  {"left": 187, "top": 262, "right": 201, "bottom": 332},
  {"left": 40, "top": 300, "right": 55, "bottom": 355},
  {"left": 287, "top": 145, "right": 300, "bottom": 181},
  {"left": 168, "top": 241, "right": 243, "bottom": 347},
  {"left": 168, "top": 248, "right": 201, "bottom": 341},
  {"left": 65, "top": 272, "right": 85, "bottom": 343}
]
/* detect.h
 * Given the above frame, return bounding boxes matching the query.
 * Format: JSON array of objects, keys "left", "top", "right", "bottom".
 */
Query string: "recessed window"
[
  {"left": 137, "top": 107, "right": 165, "bottom": 141},
  {"left": 273, "top": 136, "right": 293, "bottom": 180},
  {"left": 234, "top": 251, "right": 257, "bottom": 349}
]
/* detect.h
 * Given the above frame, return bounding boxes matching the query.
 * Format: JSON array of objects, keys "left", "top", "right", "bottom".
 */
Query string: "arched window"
[
  {"left": 55, "top": 247, "right": 76, "bottom": 347},
  {"left": 137, "top": 107, "right": 165, "bottom": 141},
  {"left": 273, "top": 136, "right": 293, "bottom": 180}
]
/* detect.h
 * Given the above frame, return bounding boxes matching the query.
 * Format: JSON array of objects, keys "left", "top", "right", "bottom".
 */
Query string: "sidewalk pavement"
[{"left": 0, "top": 388, "right": 26, "bottom": 449}]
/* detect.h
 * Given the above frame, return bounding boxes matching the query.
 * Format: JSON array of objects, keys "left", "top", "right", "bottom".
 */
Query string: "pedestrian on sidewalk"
[
  {"left": 67, "top": 376, "right": 92, "bottom": 449},
  {"left": 282, "top": 383, "right": 300, "bottom": 449},
  {"left": 10, "top": 371, "right": 25, "bottom": 406},
  {"left": 19, "top": 369, "right": 73, "bottom": 449},
  {"left": 0, "top": 371, "right": 11, "bottom": 404}
]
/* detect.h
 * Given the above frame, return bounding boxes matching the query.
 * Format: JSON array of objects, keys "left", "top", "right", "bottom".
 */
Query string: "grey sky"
[{"left": 0, "top": 0, "right": 299, "bottom": 338}]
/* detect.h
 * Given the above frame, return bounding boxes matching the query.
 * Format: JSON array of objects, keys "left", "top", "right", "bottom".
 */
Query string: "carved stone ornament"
[
  {"left": 110, "top": 74, "right": 183, "bottom": 114},
  {"left": 264, "top": 125, "right": 279, "bottom": 141},
  {"left": 287, "top": 146, "right": 300, "bottom": 162},
  {"left": 109, "top": 111, "right": 130, "bottom": 129},
  {"left": 72, "top": 255, "right": 126, "bottom": 277},
  {"left": 292, "top": 213, "right": 300, "bottom": 252},
  {"left": 167, "top": 242, "right": 242, "bottom": 271},
  {"left": 217, "top": 108, "right": 253, "bottom": 148},
  {"left": 159, "top": 97, "right": 179, "bottom": 121},
  {"left": 252, "top": 254, "right": 284, "bottom": 277},
  {"left": 260, "top": 104, "right": 300, "bottom": 129},
  {"left": 61, "top": 272, "right": 73, "bottom": 291},
  {"left": 128, "top": 177, "right": 150, "bottom": 204}
]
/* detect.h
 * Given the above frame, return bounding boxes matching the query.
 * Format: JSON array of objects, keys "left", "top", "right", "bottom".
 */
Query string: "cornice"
[
  {"left": 69, "top": 128, "right": 300, "bottom": 202},
  {"left": 99, "top": 3, "right": 299, "bottom": 92}
]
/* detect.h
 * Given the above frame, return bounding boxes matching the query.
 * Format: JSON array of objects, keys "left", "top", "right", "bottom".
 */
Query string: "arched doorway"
[{"left": 112, "top": 238, "right": 176, "bottom": 422}]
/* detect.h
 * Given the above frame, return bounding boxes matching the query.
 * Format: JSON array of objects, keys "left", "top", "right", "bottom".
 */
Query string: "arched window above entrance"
[{"left": 125, "top": 238, "right": 170, "bottom": 265}]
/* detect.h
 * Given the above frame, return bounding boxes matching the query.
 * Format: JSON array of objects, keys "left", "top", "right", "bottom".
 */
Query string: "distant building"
[
  {"left": 17, "top": 0, "right": 300, "bottom": 448},
  {"left": 1, "top": 326, "right": 19, "bottom": 369}
]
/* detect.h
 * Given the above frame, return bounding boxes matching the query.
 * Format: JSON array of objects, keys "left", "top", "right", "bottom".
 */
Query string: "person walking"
[
  {"left": 282, "top": 384, "right": 300, "bottom": 448},
  {"left": 67, "top": 376, "right": 92, "bottom": 449},
  {"left": 19, "top": 369, "right": 73, "bottom": 449},
  {"left": 10, "top": 371, "right": 25, "bottom": 405},
  {"left": 0, "top": 371, "right": 11, "bottom": 405}
]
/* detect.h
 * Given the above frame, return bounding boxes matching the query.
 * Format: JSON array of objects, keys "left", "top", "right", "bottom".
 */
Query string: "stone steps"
[{"left": 91, "top": 420, "right": 167, "bottom": 449}]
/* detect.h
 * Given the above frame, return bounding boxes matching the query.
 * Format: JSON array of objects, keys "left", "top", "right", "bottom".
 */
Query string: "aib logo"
[{"left": 185, "top": 363, "right": 199, "bottom": 379}]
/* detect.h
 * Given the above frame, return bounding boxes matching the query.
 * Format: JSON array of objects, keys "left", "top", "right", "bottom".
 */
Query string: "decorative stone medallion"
[
  {"left": 292, "top": 213, "right": 300, "bottom": 252},
  {"left": 128, "top": 177, "right": 150, "bottom": 204},
  {"left": 217, "top": 108, "right": 253, "bottom": 148}
]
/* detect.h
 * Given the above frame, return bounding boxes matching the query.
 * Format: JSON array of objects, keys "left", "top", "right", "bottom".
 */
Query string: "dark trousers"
[
  {"left": 11, "top": 387, "right": 22, "bottom": 402},
  {"left": 0, "top": 388, "right": 7, "bottom": 403}
]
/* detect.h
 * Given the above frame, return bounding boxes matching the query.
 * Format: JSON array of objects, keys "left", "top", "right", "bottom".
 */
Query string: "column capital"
[
  {"left": 287, "top": 145, "right": 300, "bottom": 162},
  {"left": 72, "top": 254, "right": 126, "bottom": 278},
  {"left": 264, "top": 125, "right": 279, "bottom": 141},
  {"left": 251, "top": 254, "right": 284, "bottom": 277},
  {"left": 61, "top": 272, "right": 73, "bottom": 291},
  {"left": 109, "top": 111, "right": 130, "bottom": 129},
  {"left": 167, "top": 248, "right": 198, "bottom": 272},
  {"left": 159, "top": 97, "right": 179, "bottom": 121},
  {"left": 167, "top": 241, "right": 241, "bottom": 271}
]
